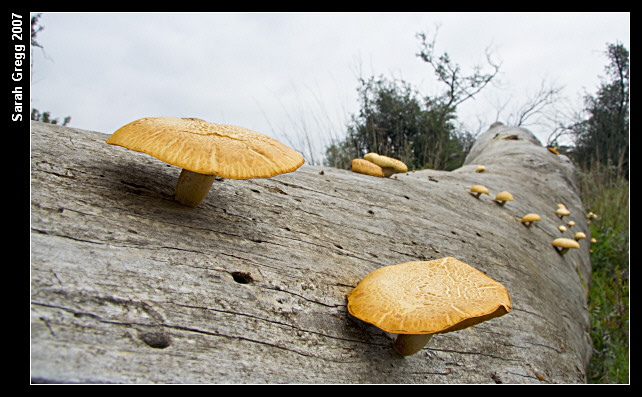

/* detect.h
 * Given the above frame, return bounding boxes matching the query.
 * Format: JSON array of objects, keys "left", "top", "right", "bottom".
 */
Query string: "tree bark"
[{"left": 30, "top": 121, "right": 592, "bottom": 384}]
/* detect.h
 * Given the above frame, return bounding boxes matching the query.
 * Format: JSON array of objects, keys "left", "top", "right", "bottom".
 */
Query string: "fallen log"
[{"left": 30, "top": 121, "right": 592, "bottom": 383}]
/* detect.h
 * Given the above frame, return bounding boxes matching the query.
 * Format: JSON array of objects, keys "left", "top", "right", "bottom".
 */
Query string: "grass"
[{"left": 576, "top": 164, "right": 629, "bottom": 384}]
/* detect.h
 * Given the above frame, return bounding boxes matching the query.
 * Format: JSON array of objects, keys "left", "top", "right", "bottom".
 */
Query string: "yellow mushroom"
[
  {"left": 475, "top": 165, "right": 486, "bottom": 173},
  {"left": 521, "top": 213, "right": 541, "bottom": 228},
  {"left": 351, "top": 158, "right": 384, "bottom": 177},
  {"left": 106, "top": 117, "right": 304, "bottom": 207},
  {"left": 555, "top": 207, "right": 571, "bottom": 219},
  {"left": 363, "top": 152, "right": 408, "bottom": 177},
  {"left": 347, "top": 257, "right": 511, "bottom": 357},
  {"left": 552, "top": 238, "right": 580, "bottom": 255},
  {"left": 574, "top": 232, "right": 586, "bottom": 241},
  {"left": 494, "top": 191, "right": 514, "bottom": 206},
  {"left": 470, "top": 184, "right": 489, "bottom": 198}
]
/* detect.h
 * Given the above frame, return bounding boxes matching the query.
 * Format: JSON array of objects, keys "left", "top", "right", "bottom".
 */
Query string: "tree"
[
  {"left": 324, "top": 76, "right": 463, "bottom": 171},
  {"left": 486, "top": 78, "right": 565, "bottom": 139},
  {"left": 31, "top": 13, "right": 45, "bottom": 83},
  {"left": 324, "top": 29, "right": 498, "bottom": 171},
  {"left": 30, "top": 12, "right": 72, "bottom": 126},
  {"left": 568, "top": 42, "right": 629, "bottom": 178},
  {"left": 350, "top": 77, "right": 423, "bottom": 166},
  {"left": 415, "top": 30, "right": 501, "bottom": 110},
  {"left": 31, "top": 109, "right": 71, "bottom": 126}
]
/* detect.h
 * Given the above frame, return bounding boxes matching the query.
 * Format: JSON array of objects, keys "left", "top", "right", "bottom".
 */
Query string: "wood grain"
[{"left": 31, "top": 121, "right": 592, "bottom": 383}]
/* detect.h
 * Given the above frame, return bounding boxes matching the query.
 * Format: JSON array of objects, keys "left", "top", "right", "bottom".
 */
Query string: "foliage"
[
  {"left": 324, "top": 76, "right": 471, "bottom": 171},
  {"left": 30, "top": 13, "right": 45, "bottom": 83},
  {"left": 31, "top": 13, "right": 44, "bottom": 49},
  {"left": 31, "top": 108, "right": 71, "bottom": 126},
  {"left": 324, "top": 30, "right": 496, "bottom": 171},
  {"left": 577, "top": 164, "right": 629, "bottom": 384},
  {"left": 567, "top": 44, "right": 630, "bottom": 383},
  {"left": 553, "top": 41, "right": 630, "bottom": 384},
  {"left": 567, "top": 43, "right": 629, "bottom": 179},
  {"left": 568, "top": 43, "right": 629, "bottom": 383},
  {"left": 30, "top": 13, "right": 72, "bottom": 127}
]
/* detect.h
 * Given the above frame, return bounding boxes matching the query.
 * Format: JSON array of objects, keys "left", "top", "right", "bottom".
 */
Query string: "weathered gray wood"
[{"left": 30, "top": 120, "right": 592, "bottom": 384}]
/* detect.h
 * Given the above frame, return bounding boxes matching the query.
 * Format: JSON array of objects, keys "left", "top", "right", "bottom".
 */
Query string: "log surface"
[{"left": 30, "top": 121, "right": 592, "bottom": 384}]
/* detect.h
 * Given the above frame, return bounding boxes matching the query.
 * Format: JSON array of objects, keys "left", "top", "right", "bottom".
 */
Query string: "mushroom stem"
[
  {"left": 393, "top": 334, "right": 433, "bottom": 357},
  {"left": 175, "top": 169, "right": 217, "bottom": 207},
  {"left": 381, "top": 167, "right": 395, "bottom": 178},
  {"left": 556, "top": 247, "right": 569, "bottom": 255}
]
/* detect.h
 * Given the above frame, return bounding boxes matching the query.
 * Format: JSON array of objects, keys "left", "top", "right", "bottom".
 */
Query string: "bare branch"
[
  {"left": 512, "top": 79, "right": 564, "bottom": 127},
  {"left": 416, "top": 28, "right": 501, "bottom": 109}
]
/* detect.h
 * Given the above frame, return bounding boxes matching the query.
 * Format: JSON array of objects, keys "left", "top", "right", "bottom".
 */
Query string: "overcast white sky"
[{"left": 30, "top": 12, "right": 630, "bottom": 164}]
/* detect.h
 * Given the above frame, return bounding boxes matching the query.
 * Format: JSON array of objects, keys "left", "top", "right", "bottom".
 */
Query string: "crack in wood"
[{"left": 30, "top": 121, "right": 593, "bottom": 383}]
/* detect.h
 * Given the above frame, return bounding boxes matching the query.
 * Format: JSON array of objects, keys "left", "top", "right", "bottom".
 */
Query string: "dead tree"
[{"left": 31, "top": 121, "right": 592, "bottom": 383}]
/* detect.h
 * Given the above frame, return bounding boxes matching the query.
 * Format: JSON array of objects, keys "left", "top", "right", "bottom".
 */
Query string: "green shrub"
[{"left": 578, "top": 165, "right": 629, "bottom": 383}]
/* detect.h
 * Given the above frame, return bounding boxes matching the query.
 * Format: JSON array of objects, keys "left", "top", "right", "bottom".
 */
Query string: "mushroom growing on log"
[
  {"left": 347, "top": 257, "right": 512, "bottom": 357},
  {"left": 363, "top": 152, "right": 408, "bottom": 177},
  {"left": 106, "top": 117, "right": 304, "bottom": 207}
]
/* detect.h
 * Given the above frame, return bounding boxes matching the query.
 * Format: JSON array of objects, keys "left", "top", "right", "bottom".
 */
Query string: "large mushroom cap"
[
  {"left": 351, "top": 158, "right": 384, "bottom": 177},
  {"left": 347, "top": 257, "right": 511, "bottom": 335},
  {"left": 363, "top": 152, "right": 408, "bottom": 174},
  {"left": 106, "top": 117, "right": 304, "bottom": 179}
]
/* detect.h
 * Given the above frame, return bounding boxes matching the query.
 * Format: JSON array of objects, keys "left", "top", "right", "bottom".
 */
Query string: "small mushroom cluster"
[
  {"left": 517, "top": 202, "right": 591, "bottom": 256},
  {"left": 467, "top": 166, "right": 591, "bottom": 258},
  {"left": 344, "top": 162, "right": 592, "bottom": 357},
  {"left": 351, "top": 152, "right": 408, "bottom": 178},
  {"left": 555, "top": 204, "right": 571, "bottom": 219},
  {"left": 468, "top": 184, "right": 514, "bottom": 206},
  {"left": 467, "top": 166, "right": 516, "bottom": 205},
  {"left": 550, "top": 204, "right": 591, "bottom": 255},
  {"left": 518, "top": 203, "right": 591, "bottom": 255}
]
